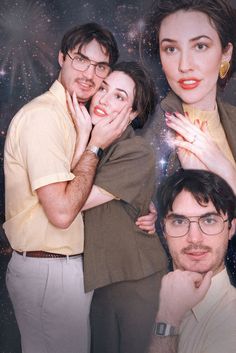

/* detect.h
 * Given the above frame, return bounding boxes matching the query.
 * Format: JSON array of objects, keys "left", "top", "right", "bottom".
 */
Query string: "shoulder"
[
  {"left": 8, "top": 90, "right": 63, "bottom": 134},
  {"left": 217, "top": 98, "right": 236, "bottom": 116}
]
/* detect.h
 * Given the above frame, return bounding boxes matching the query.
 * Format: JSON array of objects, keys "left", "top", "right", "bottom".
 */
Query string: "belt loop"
[
  {"left": 66, "top": 255, "right": 69, "bottom": 263},
  {"left": 23, "top": 251, "right": 27, "bottom": 261}
]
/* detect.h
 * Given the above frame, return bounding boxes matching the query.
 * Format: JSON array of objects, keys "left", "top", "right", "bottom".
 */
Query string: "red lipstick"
[
  {"left": 178, "top": 78, "right": 201, "bottom": 90},
  {"left": 93, "top": 105, "right": 107, "bottom": 117}
]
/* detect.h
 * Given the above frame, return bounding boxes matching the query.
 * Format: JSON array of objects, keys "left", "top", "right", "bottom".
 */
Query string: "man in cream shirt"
[
  {"left": 149, "top": 169, "right": 236, "bottom": 353},
  {"left": 4, "top": 23, "right": 135, "bottom": 353}
]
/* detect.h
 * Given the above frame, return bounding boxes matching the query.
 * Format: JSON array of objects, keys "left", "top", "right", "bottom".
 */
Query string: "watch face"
[
  {"left": 86, "top": 145, "right": 104, "bottom": 159},
  {"left": 154, "top": 322, "right": 178, "bottom": 336},
  {"left": 97, "top": 147, "right": 103, "bottom": 159},
  {"left": 155, "top": 322, "right": 167, "bottom": 335}
]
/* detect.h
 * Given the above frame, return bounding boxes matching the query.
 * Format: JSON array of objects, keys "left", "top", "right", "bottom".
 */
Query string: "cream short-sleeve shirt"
[{"left": 4, "top": 80, "right": 84, "bottom": 255}]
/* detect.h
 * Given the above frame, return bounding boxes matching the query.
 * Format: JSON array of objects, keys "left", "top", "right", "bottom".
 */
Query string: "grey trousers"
[{"left": 6, "top": 251, "right": 93, "bottom": 353}]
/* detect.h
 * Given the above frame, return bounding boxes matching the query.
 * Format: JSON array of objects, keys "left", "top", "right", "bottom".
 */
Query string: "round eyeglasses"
[
  {"left": 67, "top": 52, "right": 111, "bottom": 78},
  {"left": 164, "top": 213, "right": 228, "bottom": 238}
]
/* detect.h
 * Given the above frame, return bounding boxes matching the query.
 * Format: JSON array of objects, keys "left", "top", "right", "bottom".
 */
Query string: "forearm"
[
  {"left": 37, "top": 149, "right": 98, "bottom": 228},
  {"left": 66, "top": 149, "right": 99, "bottom": 215},
  {"left": 218, "top": 163, "right": 236, "bottom": 194},
  {"left": 148, "top": 335, "right": 178, "bottom": 353},
  {"left": 71, "top": 138, "right": 88, "bottom": 170},
  {"left": 81, "top": 185, "right": 114, "bottom": 211}
]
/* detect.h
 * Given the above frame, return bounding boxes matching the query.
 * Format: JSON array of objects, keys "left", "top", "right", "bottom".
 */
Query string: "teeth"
[
  {"left": 96, "top": 108, "right": 106, "bottom": 115},
  {"left": 183, "top": 80, "right": 196, "bottom": 84}
]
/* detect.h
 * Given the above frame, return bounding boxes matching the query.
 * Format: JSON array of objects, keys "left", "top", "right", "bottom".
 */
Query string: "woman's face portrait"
[
  {"left": 159, "top": 10, "right": 233, "bottom": 110},
  {"left": 89, "top": 70, "right": 135, "bottom": 125}
]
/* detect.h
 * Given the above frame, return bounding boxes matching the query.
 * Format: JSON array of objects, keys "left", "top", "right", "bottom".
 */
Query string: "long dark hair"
[{"left": 141, "top": 0, "right": 236, "bottom": 88}]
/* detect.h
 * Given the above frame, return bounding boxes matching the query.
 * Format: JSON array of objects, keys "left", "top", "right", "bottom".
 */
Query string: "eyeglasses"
[
  {"left": 164, "top": 213, "right": 228, "bottom": 237},
  {"left": 66, "top": 52, "right": 111, "bottom": 78}
]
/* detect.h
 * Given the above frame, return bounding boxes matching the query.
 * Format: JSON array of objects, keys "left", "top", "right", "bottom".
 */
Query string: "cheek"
[
  {"left": 94, "top": 77, "right": 104, "bottom": 90},
  {"left": 161, "top": 55, "right": 176, "bottom": 78},
  {"left": 166, "top": 239, "right": 183, "bottom": 258},
  {"left": 200, "top": 51, "right": 222, "bottom": 78},
  {"left": 110, "top": 100, "right": 126, "bottom": 115}
]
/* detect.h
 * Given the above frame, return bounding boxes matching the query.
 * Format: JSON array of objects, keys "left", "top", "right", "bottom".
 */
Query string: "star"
[
  {"left": 0, "top": 69, "right": 6, "bottom": 76},
  {"left": 159, "top": 158, "right": 167, "bottom": 167}
]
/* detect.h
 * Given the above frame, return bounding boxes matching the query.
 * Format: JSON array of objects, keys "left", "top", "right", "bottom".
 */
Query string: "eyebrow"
[
  {"left": 166, "top": 211, "right": 220, "bottom": 219},
  {"left": 102, "top": 80, "right": 128, "bottom": 97},
  {"left": 160, "top": 35, "right": 212, "bottom": 45},
  {"left": 75, "top": 51, "right": 109, "bottom": 65}
]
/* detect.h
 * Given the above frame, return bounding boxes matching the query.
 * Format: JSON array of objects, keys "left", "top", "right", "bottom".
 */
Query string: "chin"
[
  {"left": 91, "top": 116, "right": 99, "bottom": 125},
  {"left": 185, "top": 263, "right": 212, "bottom": 274}
]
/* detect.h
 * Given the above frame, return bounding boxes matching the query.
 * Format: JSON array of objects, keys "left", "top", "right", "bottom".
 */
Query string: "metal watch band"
[
  {"left": 85, "top": 145, "right": 104, "bottom": 159},
  {"left": 153, "top": 322, "right": 178, "bottom": 336}
]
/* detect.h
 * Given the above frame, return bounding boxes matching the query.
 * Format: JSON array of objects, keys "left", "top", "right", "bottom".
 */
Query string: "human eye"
[
  {"left": 169, "top": 217, "right": 188, "bottom": 227},
  {"left": 75, "top": 54, "right": 86, "bottom": 63},
  {"left": 195, "top": 42, "right": 208, "bottom": 51},
  {"left": 98, "top": 83, "right": 106, "bottom": 92},
  {"left": 164, "top": 46, "right": 177, "bottom": 54},
  {"left": 115, "top": 93, "right": 125, "bottom": 101},
  {"left": 201, "top": 214, "right": 218, "bottom": 225},
  {"left": 97, "top": 63, "right": 107, "bottom": 72}
]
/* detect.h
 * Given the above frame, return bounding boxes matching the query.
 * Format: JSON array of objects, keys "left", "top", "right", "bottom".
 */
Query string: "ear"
[
  {"left": 129, "top": 110, "right": 138, "bottom": 122},
  {"left": 228, "top": 218, "right": 236, "bottom": 240},
  {"left": 222, "top": 42, "right": 233, "bottom": 63},
  {"left": 58, "top": 51, "right": 64, "bottom": 68}
]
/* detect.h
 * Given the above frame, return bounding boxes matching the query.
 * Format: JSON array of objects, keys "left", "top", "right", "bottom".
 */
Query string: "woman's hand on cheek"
[
  {"left": 67, "top": 91, "right": 92, "bottom": 170},
  {"left": 90, "top": 105, "right": 132, "bottom": 149},
  {"left": 66, "top": 91, "right": 92, "bottom": 139}
]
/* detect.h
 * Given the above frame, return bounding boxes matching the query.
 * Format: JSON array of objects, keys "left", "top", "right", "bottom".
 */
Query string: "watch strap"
[
  {"left": 153, "top": 322, "right": 178, "bottom": 336},
  {"left": 86, "top": 145, "right": 104, "bottom": 159}
]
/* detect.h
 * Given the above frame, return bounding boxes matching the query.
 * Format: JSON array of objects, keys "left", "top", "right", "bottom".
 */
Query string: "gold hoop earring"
[{"left": 219, "top": 61, "right": 230, "bottom": 79}]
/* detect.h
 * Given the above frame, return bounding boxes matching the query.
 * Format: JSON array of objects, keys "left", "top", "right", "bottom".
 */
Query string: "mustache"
[
  {"left": 181, "top": 244, "right": 212, "bottom": 254},
  {"left": 75, "top": 78, "right": 95, "bottom": 87}
]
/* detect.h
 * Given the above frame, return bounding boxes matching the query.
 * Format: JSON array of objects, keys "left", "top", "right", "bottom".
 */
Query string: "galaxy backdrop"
[{"left": 0, "top": 0, "right": 236, "bottom": 351}]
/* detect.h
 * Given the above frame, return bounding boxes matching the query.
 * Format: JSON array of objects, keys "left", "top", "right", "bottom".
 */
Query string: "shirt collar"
[
  {"left": 49, "top": 79, "right": 69, "bottom": 114},
  {"left": 192, "top": 268, "right": 231, "bottom": 321}
]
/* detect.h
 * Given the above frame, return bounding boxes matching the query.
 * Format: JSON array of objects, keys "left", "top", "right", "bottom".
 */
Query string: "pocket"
[{"left": 6, "top": 256, "right": 49, "bottom": 312}]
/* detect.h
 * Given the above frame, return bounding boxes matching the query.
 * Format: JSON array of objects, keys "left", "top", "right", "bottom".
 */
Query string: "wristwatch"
[
  {"left": 153, "top": 322, "right": 178, "bottom": 336},
  {"left": 86, "top": 145, "right": 104, "bottom": 160}
]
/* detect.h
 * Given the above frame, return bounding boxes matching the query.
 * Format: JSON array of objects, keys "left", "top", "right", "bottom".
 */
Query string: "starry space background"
[{"left": 0, "top": 0, "right": 236, "bottom": 351}]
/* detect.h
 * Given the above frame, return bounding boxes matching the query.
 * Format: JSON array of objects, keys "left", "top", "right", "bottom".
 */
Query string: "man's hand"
[
  {"left": 136, "top": 202, "right": 157, "bottom": 234},
  {"left": 157, "top": 270, "right": 213, "bottom": 327},
  {"left": 89, "top": 105, "right": 132, "bottom": 149}
]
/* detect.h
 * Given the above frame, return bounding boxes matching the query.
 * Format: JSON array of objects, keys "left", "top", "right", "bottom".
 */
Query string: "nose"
[
  {"left": 99, "top": 93, "right": 109, "bottom": 106},
  {"left": 83, "top": 63, "right": 96, "bottom": 80},
  {"left": 186, "top": 221, "right": 204, "bottom": 244},
  {"left": 178, "top": 50, "right": 193, "bottom": 73}
]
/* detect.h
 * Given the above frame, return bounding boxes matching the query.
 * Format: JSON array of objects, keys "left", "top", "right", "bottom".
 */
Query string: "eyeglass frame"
[
  {"left": 163, "top": 213, "right": 229, "bottom": 238},
  {"left": 66, "top": 52, "right": 111, "bottom": 78}
]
